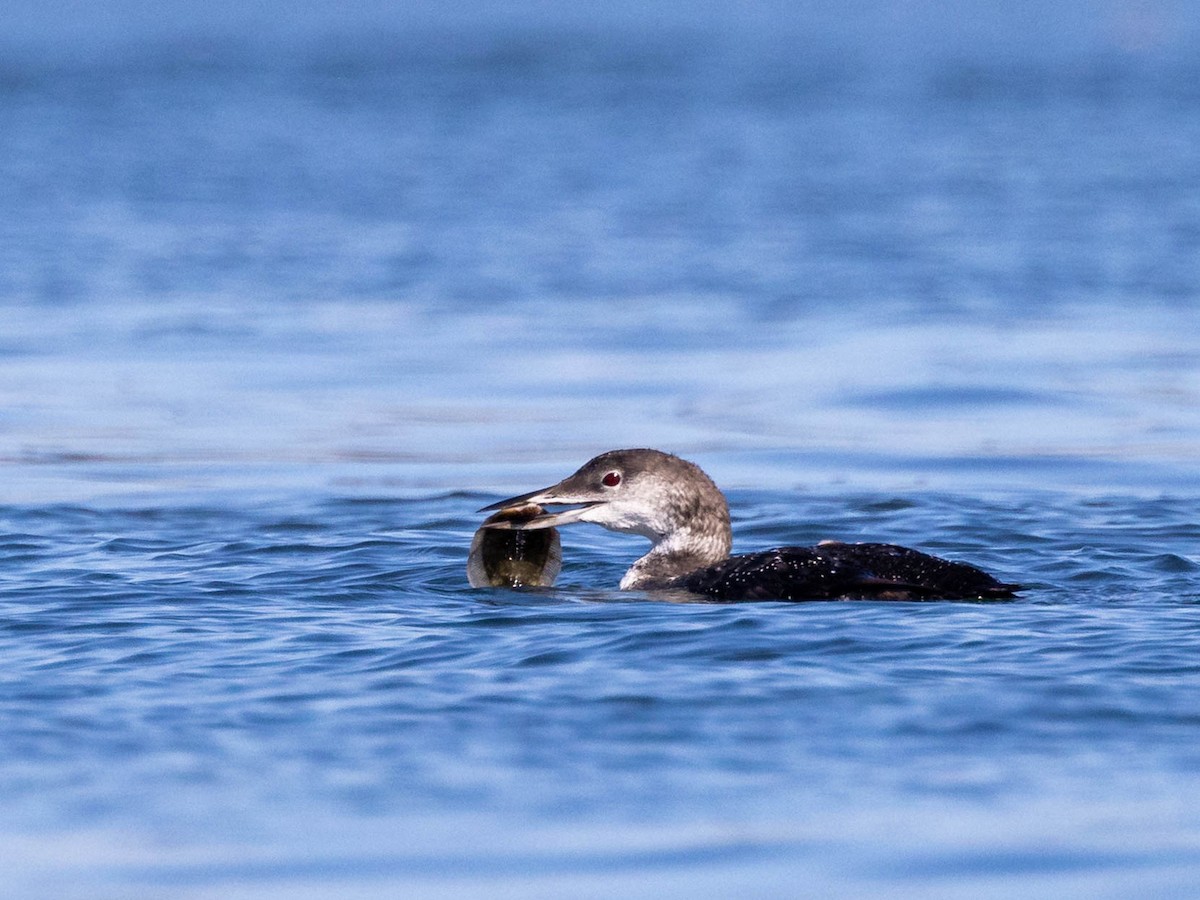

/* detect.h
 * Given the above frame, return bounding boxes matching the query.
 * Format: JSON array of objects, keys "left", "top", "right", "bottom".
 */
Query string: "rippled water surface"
[{"left": 3, "top": 2, "right": 1200, "bottom": 896}]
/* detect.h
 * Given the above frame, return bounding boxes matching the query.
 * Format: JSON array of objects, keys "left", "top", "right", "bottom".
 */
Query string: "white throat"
[{"left": 618, "top": 525, "right": 732, "bottom": 590}]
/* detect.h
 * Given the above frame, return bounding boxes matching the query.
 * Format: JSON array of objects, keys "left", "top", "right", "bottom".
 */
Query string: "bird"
[{"left": 477, "top": 448, "right": 1018, "bottom": 601}]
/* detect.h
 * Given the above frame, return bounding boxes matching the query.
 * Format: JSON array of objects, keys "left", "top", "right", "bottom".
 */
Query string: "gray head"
[{"left": 479, "top": 449, "right": 732, "bottom": 552}]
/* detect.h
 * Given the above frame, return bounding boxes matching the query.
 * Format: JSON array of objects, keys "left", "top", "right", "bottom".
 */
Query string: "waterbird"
[{"left": 478, "top": 449, "right": 1019, "bottom": 601}]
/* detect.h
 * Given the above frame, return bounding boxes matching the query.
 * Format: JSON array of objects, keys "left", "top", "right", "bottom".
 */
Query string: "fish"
[{"left": 467, "top": 503, "right": 562, "bottom": 588}]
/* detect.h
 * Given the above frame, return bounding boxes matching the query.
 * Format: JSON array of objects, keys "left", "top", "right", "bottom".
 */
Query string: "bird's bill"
[{"left": 479, "top": 487, "right": 604, "bottom": 530}]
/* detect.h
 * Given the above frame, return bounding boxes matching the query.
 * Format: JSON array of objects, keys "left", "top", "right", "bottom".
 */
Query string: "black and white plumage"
[
  {"left": 478, "top": 449, "right": 1019, "bottom": 602},
  {"left": 673, "top": 541, "right": 1014, "bottom": 601}
]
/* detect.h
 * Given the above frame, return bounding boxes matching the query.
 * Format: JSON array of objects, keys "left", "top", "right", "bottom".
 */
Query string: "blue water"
[{"left": 4, "top": 3, "right": 1200, "bottom": 896}]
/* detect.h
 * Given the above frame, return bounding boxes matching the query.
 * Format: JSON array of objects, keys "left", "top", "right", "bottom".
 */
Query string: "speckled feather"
[{"left": 673, "top": 541, "right": 1018, "bottom": 601}]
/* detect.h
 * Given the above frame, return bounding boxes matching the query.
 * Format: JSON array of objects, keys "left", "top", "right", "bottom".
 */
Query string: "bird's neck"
[{"left": 620, "top": 520, "right": 732, "bottom": 590}]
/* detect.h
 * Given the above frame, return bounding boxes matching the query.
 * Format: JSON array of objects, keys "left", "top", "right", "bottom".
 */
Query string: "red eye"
[{"left": 602, "top": 471, "right": 621, "bottom": 487}]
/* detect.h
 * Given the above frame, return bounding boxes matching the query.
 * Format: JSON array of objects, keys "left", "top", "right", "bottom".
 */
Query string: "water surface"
[{"left": 3, "top": 4, "right": 1200, "bottom": 896}]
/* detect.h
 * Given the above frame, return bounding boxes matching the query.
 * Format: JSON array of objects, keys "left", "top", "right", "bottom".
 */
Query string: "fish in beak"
[
  {"left": 467, "top": 503, "right": 562, "bottom": 588},
  {"left": 477, "top": 486, "right": 605, "bottom": 530}
]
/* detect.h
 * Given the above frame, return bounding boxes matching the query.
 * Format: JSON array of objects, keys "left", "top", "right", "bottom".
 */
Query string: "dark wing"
[
  {"left": 814, "top": 542, "right": 1019, "bottom": 600},
  {"left": 673, "top": 546, "right": 871, "bottom": 601},
  {"left": 674, "top": 542, "right": 1018, "bottom": 602}
]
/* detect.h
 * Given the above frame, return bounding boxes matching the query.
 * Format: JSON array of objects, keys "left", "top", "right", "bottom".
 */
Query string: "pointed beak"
[
  {"left": 478, "top": 485, "right": 605, "bottom": 530},
  {"left": 478, "top": 487, "right": 558, "bottom": 513}
]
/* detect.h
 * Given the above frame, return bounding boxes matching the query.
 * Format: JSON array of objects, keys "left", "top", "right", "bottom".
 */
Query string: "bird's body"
[
  {"left": 477, "top": 449, "right": 1018, "bottom": 601},
  {"left": 671, "top": 541, "right": 1013, "bottom": 601}
]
